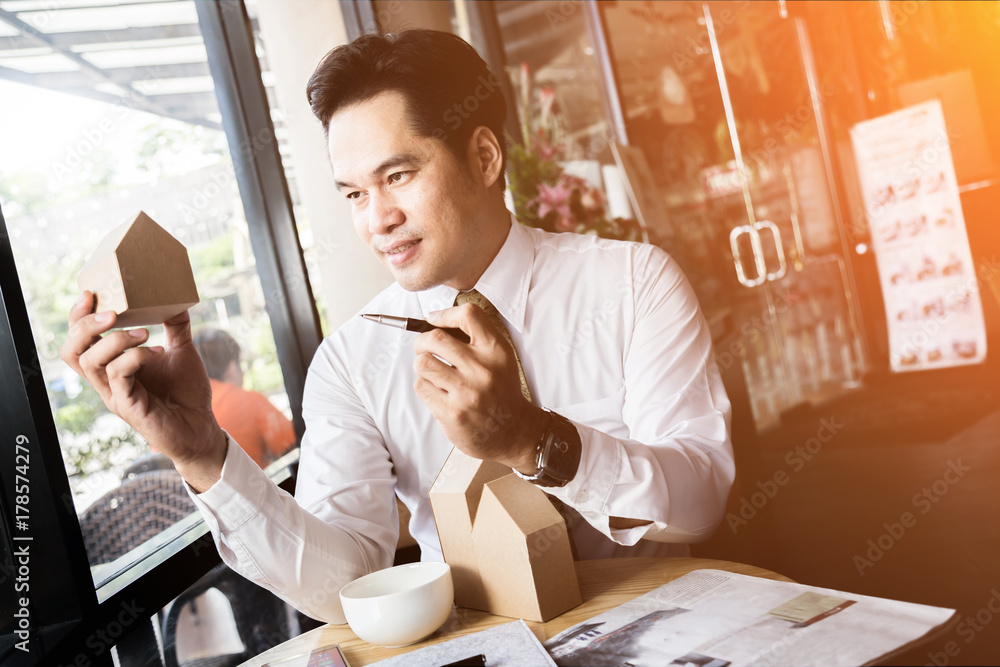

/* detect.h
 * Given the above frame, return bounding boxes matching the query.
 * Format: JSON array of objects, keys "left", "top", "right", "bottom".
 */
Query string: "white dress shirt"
[{"left": 188, "top": 220, "right": 734, "bottom": 624}]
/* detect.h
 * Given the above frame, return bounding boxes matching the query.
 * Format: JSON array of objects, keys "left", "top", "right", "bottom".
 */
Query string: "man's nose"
[{"left": 367, "top": 192, "right": 404, "bottom": 235}]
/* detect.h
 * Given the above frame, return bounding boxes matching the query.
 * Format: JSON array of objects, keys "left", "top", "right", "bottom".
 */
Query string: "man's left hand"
[{"left": 412, "top": 303, "right": 544, "bottom": 472}]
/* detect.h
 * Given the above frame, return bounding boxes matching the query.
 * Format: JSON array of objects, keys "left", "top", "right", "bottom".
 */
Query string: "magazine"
[{"left": 543, "top": 569, "right": 955, "bottom": 666}]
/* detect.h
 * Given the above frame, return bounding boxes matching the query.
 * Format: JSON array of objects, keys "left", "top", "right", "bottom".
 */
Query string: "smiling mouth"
[{"left": 386, "top": 240, "right": 420, "bottom": 255}]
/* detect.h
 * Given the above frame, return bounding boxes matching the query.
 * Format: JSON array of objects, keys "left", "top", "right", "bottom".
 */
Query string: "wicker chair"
[
  {"left": 80, "top": 465, "right": 197, "bottom": 565},
  {"left": 78, "top": 458, "right": 292, "bottom": 666}
]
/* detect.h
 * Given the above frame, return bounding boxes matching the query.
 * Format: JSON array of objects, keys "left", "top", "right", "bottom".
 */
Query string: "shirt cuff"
[
  {"left": 545, "top": 419, "right": 648, "bottom": 543},
  {"left": 185, "top": 432, "right": 269, "bottom": 535}
]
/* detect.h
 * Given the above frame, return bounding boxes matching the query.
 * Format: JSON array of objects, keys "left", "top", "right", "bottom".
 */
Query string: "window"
[
  {"left": 0, "top": 1, "right": 319, "bottom": 662},
  {"left": 0, "top": 0, "right": 295, "bottom": 585}
]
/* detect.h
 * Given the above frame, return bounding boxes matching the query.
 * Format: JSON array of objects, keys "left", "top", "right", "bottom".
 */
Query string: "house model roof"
[{"left": 78, "top": 211, "right": 199, "bottom": 328}]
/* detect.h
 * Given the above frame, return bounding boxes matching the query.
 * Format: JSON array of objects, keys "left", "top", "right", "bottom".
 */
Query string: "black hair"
[
  {"left": 193, "top": 329, "right": 241, "bottom": 381},
  {"left": 306, "top": 29, "right": 507, "bottom": 176}
]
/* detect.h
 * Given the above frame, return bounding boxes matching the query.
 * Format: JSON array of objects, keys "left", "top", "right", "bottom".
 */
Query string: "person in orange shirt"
[{"left": 193, "top": 329, "right": 296, "bottom": 468}]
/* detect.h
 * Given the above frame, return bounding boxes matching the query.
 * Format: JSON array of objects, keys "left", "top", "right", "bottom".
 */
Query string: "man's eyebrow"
[{"left": 334, "top": 153, "right": 421, "bottom": 190}]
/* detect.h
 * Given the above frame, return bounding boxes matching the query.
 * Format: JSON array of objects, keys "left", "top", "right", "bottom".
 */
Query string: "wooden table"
[{"left": 242, "top": 557, "right": 792, "bottom": 666}]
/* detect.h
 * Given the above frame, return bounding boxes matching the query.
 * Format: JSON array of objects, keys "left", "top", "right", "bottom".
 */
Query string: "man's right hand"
[{"left": 59, "top": 291, "right": 227, "bottom": 492}]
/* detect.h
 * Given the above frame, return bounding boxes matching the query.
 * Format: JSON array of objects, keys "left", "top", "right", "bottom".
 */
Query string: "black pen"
[
  {"left": 437, "top": 655, "right": 487, "bottom": 667},
  {"left": 361, "top": 313, "right": 471, "bottom": 343}
]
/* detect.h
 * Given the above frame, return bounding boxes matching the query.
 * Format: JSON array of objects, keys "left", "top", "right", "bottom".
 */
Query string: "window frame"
[{"left": 0, "top": 1, "right": 320, "bottom": 663}]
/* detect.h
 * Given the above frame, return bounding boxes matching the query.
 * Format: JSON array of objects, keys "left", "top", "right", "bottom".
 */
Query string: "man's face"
[{"left": 327, "top": 90, "right": 493, "bottom": 292}]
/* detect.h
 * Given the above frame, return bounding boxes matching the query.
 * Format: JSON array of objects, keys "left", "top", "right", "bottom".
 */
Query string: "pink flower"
[
  {"left": 536, "top": 182, "right": 574, "bottom": 231},
  {"left": 532, "top": 130, "right": 560, "bottom": 161}
]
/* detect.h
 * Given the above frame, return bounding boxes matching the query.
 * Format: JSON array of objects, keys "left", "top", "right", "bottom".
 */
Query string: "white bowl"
[{"left": 339, "top": 562, "right": 454, "bottom": 647}]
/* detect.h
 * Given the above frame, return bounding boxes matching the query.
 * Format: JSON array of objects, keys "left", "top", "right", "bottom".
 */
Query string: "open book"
[{"left": 543, "top": 569, "right": 956, "bottom": 666}]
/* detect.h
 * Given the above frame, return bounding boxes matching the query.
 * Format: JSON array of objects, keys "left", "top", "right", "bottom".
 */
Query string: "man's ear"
[{"left": 468, "top": 126, "right": 504, "bottom": 189}]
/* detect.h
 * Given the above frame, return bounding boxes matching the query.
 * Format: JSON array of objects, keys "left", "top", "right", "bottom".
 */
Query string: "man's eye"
[
  {"left": 388, "top": 171, "right": 408, "bottom": 184},
  {"left": 346, "top": 191, "right": 361, "bottom": 200}
]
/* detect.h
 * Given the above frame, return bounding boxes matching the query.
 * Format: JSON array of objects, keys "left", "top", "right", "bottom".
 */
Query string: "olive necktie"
[
  {"left": 455, "top": 290, "right": 532, "bottom": 402},
  {"left": 455, "top": 289, "right": 579, "bottom": 559}
]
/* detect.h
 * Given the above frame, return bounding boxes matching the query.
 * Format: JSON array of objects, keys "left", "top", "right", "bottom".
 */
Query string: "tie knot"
[{"left": 454, "top": 289, "right": 495, "bottom": 315}]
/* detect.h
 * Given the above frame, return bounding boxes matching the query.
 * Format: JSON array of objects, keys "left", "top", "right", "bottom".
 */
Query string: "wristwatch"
[{"left": 513, "top": 409, "right": 582, "bottom": 487}]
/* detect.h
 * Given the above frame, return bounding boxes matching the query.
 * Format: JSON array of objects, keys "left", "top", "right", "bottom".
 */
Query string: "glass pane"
[
  {"left": 496, "top": 0, "right": 645, "bottom": 243},
  {"left": 498, "top": 0, "right": 609, "bottom": 157},
  {"left": 600, "top": 0, "right": 737, "bottom": 325},
  {"left": 373, "top": 0, "right": 459, "bottom": 35},
  {"left": 246, "top": 0, "right": 392, "bottom": 336},
  {"left": 0, "top": 0, "right": 294, "bottom": 586},
  {"left": 708, "top": 1, "right": 864, "bottom": 417}
]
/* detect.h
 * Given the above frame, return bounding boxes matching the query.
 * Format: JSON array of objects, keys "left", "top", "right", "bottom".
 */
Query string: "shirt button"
[{"left": 576, "top": 490, "right": 589, "bottom": 504}]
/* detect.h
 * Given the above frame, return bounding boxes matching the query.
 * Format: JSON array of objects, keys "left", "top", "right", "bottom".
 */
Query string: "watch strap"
[{"left": 513, "top": 409, "right": 581, "bottom": 487}]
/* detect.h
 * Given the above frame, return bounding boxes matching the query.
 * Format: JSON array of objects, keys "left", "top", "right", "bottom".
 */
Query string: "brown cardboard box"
[
  {"left": 428, "top": 448, "right": 511, "bottom": 610},
  {"left": 78, "top": 211, "right": 199, "bottom": 328},
  {"left": 429, "top": 448, "right": 581, "bottom": 622},
  {"left": 472, "top": 474, "right": 581, "bottom": 622}
]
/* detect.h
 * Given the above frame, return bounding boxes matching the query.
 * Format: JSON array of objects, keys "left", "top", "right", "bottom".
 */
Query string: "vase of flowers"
[{"left": 506, "top": 63, "right": 642, "bottom": 242}]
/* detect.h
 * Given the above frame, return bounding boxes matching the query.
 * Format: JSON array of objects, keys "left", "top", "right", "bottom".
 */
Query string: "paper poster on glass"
[{"left": 850, "top": 100, "right": 986, "bottom": 372}]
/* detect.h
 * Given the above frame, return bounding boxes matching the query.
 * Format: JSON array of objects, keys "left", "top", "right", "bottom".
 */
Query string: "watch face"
[{"left": 536, "top": 417, "right": 581, "bottom": 487}]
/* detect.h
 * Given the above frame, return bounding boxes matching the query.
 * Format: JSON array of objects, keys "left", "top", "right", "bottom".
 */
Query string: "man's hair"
[
  {"left": 193, "top": 329, "right": 241, "bottom": 381},
  {"left": 306, "top": 29, "right": 508, "bottom": 177}
]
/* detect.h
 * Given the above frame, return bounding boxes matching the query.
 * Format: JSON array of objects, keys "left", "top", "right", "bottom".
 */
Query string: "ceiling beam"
[
  {"left": 0, "top": 23, "right": 203, "bottom": 51},
  {"left": 28, "top": 61, "right": 210, "bottom": 88},
  {"left": 0, "top": 69, "right": 221, "bottom": 129},
  {"left": 0, "top": 5, "right": 184, "bottom": 120}
]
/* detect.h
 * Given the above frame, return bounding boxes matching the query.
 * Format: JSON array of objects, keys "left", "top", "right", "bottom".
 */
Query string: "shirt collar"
[{"left": 416, "top": 215, "right": 534, "bottom": 333}]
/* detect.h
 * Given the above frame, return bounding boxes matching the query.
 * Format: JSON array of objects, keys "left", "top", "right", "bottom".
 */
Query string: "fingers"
[
  {"left": 163, "top": 309, "right": 193, "bottom": 348},
  {"left": 68, "top": 290, "right": 95, "bottom": 327},
  {"left": 60, "top": 292, "right": 117, "bottom": 374},
  {"left": 426, "top": 304, "right": 496, "bottom": 345},
  {"left": 106, "top": 346, "right": 160, "bottom": 405},
  {"left": 76, "top": 329, "right": 150, "bottom": 400},
  {"left": 413, "top": 376, "right": 447, "bottom": 415},
  {"left": 412, "top": 326, "right": 468, "bottom": 368},
  {"left": 413, "top": 351, "right": 458, "bottom": 390}
]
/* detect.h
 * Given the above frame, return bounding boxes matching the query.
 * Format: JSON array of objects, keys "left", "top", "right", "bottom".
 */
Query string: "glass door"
[
  {"left": 597, "top": 1, "right": 867, "bottom": 432},
  {"left": 704, "top": 1, "right": 866, "bottom": 430}
]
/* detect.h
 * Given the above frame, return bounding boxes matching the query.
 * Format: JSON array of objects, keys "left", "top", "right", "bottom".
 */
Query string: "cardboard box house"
[
  {"left": 429, "top": 449, "right": 582, "bottom": 622},
  {"left": 78, "top": 211, "right": 199, "bottom": 328}
]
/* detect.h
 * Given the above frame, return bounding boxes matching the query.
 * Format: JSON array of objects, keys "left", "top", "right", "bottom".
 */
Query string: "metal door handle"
[
  {"left": 755, "top": 220, "right": 787, "bottom": 281},
  {"left": 730, "top": 224, "right": 766, "bottom": 287}
]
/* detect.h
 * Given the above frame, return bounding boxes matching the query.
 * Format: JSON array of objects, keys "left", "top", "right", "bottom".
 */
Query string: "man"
[
  {"left": 192, "top": 328, "right": 296, "bottom": 468},
  {"left": 61, "top": 30, "right": 733, "bottom": 625}
]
